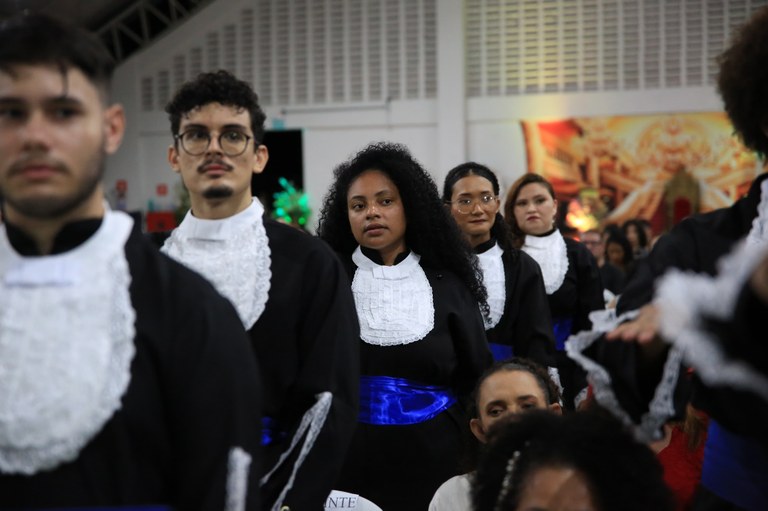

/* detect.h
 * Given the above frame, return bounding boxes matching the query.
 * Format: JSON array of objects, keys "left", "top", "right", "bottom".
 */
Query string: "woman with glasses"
[
  {"left": 503, "top": 174, "right": 604, "bottom": 410},
  {"left": 442, "top": 163, "right": 555, "bottom": 369},
  {"left": 317, "top": 142, "right": 492, "bottom": 510}
]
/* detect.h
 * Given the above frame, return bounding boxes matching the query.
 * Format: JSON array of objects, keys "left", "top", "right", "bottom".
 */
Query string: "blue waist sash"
[
  {"left": 262, "top": 416, "right": 287, "bottom": 446},
  {"left": 552, "top": 317, "right": 574, "bottom": 351},
  {"left": 700, "top": 420, "right": 768, "bottom": 511},
  {"left": 359, "top": 375, "right": 457, "bottom": 425},
  {"left": 488, "top": 342, "right": 513, "bottom": 361}
]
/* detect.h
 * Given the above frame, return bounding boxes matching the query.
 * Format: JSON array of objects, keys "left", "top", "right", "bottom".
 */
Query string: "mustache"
[
  {"left": 197, "top": 159, "right": 234, "bottom": 173},
  {"left": 8, "top": 155, "right": 67, "bottom": 176}
]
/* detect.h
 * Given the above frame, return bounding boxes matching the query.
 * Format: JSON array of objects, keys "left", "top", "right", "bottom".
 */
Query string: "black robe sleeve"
[
  {"left": 255, "top": 222, "right": 359, "bottom": 511},
  {"left": 486, "top": 249, "right": 556, "bottom": 367}
]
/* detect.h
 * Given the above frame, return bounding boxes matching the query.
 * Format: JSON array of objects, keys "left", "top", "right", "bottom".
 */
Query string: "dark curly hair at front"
[
  {"left": 442, "top": 162, "right": 515, "bottom": 255},
  {"left": 318, "top": 142, "right": 488, "bottom": 315},
  {"left": 165, "top": 69, "right": 267, "bottom": 144},
  {"left": 472, "top": 411, "right": 674, "bottom": 511},
  {"left": 717, "top": 6, "right": 768, "bottom": 155}
]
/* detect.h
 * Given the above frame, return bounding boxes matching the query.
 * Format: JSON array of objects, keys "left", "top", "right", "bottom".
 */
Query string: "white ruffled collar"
[
  {"left": 351, "top": 246, "right": 435, "bottom": 346},
  {"left": 162, "top": 199, "right": 271, "bottom": 329},
  {"left": 476, "top": 243, "right": 505, "bottom": 329},
  {"left": 522, "top": 230, "right": 568, "bottom": 294},
  {"left": 746, "top": 178, "right": 768, "bottom": 248},
  {"left": 0, "top": 211, "right": 137, "bottom": 474}
]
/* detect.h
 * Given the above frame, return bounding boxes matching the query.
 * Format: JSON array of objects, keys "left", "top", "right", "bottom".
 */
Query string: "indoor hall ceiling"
[{"left": 0, "top": 0, "right": 211, "bottom": 63}]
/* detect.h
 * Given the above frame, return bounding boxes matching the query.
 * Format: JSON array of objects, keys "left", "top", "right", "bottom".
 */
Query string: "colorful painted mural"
[{"left": 521, "top": 113, "right": 763, "bottom": 234}]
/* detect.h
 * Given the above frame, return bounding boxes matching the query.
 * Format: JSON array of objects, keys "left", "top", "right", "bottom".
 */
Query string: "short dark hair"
[
  {"left": 717, "top": 6, "right": 768, "bottom": 155},
  {"left": 472, "top": 411, "right": 674, "bottom": 511},
  {"left": 502, "top": 173, "right": 556, "bottom": 248},
  {"left": 165, "top": 70, "right": 267, "bottom": 144},
  {"left": 442, "top": 162, "right": 515, "bottom": 254},
  {"left": 0, "top": 13, "right": 115, "bottom": 99}
]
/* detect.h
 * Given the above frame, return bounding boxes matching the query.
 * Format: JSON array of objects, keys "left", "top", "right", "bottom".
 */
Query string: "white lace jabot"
[
  {"left": 476, "top": 243, "right": 505, "bottom": 329},
  {"left": 522, "top": 230, "right": 568, "bottom": 294},
  {"left": 162, "top": 199, "right": 271, "bottom": 330},
  {"left": 351, "top": 247, "right": 435, "bottom": 346},
  {"left": 0, "top": 211, "right": 137, "bottom": 474}
]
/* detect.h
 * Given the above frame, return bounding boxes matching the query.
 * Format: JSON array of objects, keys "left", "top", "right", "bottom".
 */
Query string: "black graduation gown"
[
  {"left": 475, "top": 239, "right": 556, "bottom": 368},
  {"left": 254, "top": 219, "right": 360, "bottom": 511},
  {"left": 155, "top": 216, "right": 360, "bottom": 511},
  {"left": 576, "top": 174, "right": 768, "bottom": 510},
  {"left": 543, "top": 237, "right": 604, "bottom": 409},
  {"left": 336, "top": 250, "right": 492, "bottom": 511},
  {"left": 0, "top": 219, "right": 263, "bottom": 510}
]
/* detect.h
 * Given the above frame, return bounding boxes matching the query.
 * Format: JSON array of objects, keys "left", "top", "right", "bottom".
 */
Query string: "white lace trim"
[
  {"left": 0, "top": 211, "right": 137, "bottom": 474},
  {"left": 226, "top": 447, "right": 252, "bottom": 511},
  {"left": 522, "top": 230, "right": 568, "bottom": 294},
  {"left": 745, "top": 178, "right": 768, "bottom": 248},
  {"left": 162, "top": 199, "right": 271, "bottom": 329},
  {"left": 260, "top": 392, "right": 333, "bottom": 511},
  {"left": 655, "top": 240, "right": 768, "bottom": 404},
  {"left": 476, "top": 243, "right": 506, "bottom": 329},
  {"left": 351, "top": 247, "right": 435, "bottom": 346}
]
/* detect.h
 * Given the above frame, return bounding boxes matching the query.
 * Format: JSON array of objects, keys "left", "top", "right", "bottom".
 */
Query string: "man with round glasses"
[{"left": 159, "top": 70, "right": 359, "bottom": 511}]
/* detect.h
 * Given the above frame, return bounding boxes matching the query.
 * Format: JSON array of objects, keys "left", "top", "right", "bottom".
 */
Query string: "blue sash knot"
[{"left": 359, "top": 375, "right": 457, "bottom": 425}]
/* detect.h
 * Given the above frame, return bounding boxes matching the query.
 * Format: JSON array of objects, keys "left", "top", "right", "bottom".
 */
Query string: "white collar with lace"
[
  {"left": 522, "top": 230, "right": 568, "bottom": 294},
  {"left": 351, "top": 247, "right": 434, "bottom": 346},
  {"left": 162, "top": 199, "right": 271, "bottom": 330},
  {"left": 0, "top": 210, "right": 137, "bottom": 474},
  {"left": 476, "top": 243, "right": 505, "bottom": 329}
]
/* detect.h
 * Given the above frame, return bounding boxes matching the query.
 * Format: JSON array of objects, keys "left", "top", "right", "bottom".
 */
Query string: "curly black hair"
[
  {"left": 318, "top": 142, "right": 488, "bottom": 314},
  {"left": 472, "top": 411, "right": 674, "bottom": 511},
  {"left": 717, "top": 6, "right": 768, "bottom": 156},
  {"left": 442, "top": 162, "right": 515, "bottom": 255},
  {"left": 502, "top": 173, "right": 556, "bottom": 249},
  {"left": 0, "top": 13, "right": 115, "bottom": 100},
  {"left": 165, "top": 69, "right": 267, "bottom": 144}
]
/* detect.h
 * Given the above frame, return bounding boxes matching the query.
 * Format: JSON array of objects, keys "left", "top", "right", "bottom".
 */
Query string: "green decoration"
[{"left": 272, "top": 177, "right": 311, "bottom": 228}]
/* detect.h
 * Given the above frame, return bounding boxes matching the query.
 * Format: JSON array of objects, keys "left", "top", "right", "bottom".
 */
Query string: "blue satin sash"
[
  {"left": 552, "top": 317, "right": 574, "bottom": 351},
  {"left": 359, "top": 375, "right": 457, "bottom": 425},
  {"left": 489, "top": 342, "right": 513, "bottom": 361},
  {"left": 262, "top": 416, "right": 287, "bottom": 446},
  {"left": 700, "top": 420, "right": 768, "bottom": 511}
]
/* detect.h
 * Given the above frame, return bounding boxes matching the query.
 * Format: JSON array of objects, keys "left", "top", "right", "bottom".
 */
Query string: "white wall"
[{"left": 106, "top": 0, "right": 727, "bottom": 230}]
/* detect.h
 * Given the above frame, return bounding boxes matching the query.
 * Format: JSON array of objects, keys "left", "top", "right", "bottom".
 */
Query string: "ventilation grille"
[
  {"left": 140, "top": 0, "right": 438, "bottom": 110},
  {"left": 466, "top": 0, "right": 768, "bottom": 96}
]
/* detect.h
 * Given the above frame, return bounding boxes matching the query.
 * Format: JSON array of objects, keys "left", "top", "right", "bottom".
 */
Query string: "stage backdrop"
[{"left": 521, "top": 113, "right": 763, "bottom": 235}]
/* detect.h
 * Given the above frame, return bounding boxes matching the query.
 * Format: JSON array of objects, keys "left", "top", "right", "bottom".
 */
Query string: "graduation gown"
[
  {"left": 0, "top": 213, "right": 262, "bottom": 510},
  {"left": 475, "top": 238, "right": 556, "bottom": 367},
  {"left": 568, "top": 174, "right": 768, "bottom": 510},
  {"left": 160, "top": 201, "right": 359, "bottom": 511},
  {"left": 336, "top": 248, "right": 492, "bottom": 511}
]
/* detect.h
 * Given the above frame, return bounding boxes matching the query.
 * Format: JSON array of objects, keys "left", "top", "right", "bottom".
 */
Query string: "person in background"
[
  {"left": 160, "top": 69, "right": 359, "bottom": 511},
  {"left": 471, "top": 411, "right": 674, "bottom": 511},
  {"left": 583, "top": 228, "right": 625, "bottom": 298},
  {"left": 429, "top": 357, "right": 562, "bottom": 511},
  {"left": 318, "top": 142, "right": 492, "bottom": 510},
  {"left": 0, "top": 13, "right": 262, "bottom": 509},
  {"left": 605, "top": 231, "right": 636, "bottom": 281},
  {"left": 443, "top": 162, "right": 555, "bottom": 367},
  {"left": 623, "top": 218, "right": 650, "bottom": 259},
  {"left": 503, "top": 173, "right": 604, "bottom": 409}
]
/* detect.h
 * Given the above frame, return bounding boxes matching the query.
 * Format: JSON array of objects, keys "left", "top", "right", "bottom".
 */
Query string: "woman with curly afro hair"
[{"left": 318, "top": 142, "right": 493, "bottom": 510}]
